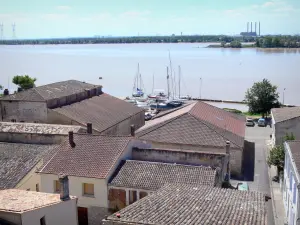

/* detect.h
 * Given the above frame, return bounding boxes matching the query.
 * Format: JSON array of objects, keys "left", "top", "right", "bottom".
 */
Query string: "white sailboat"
[{"left": 132, "top": 63, "right": 145, "bottom": 98}]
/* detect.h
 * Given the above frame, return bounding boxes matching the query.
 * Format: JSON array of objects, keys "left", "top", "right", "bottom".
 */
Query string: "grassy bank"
[{"left": 223, "top": 108, "right": 261, "bottom": 118}]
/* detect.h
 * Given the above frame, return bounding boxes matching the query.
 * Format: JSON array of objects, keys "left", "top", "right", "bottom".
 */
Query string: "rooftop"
[
  {"left": 286, "top": 141, "right": 300, "bottom": 178},
  {"left": 39, "top": 134, "right": 132, "bottom": 179},
  {"left": 109, "top": 160, "right": 217, "bottom": 190},
  {"left": 0, "top": 80, "right": 101, "bottom": 102},
  {"left": 107, "top": 183, "right": 267, "bottom": 225},
  {"left": 271, "top": 107, "right": 300, "bottom": 123},
  {"left": 0, "top": 142, "right": 57, "bottom": 189},
  {"left": 0, "top": 122, "right": 83, "bottom": 134},
  {"left": 137, "top": 101, "right": 245, "bottom": 148},
  {"left": 52, "top": 93, "right": 144, "bottom": 133},
  {"left": 0, "top": 189, "right": 76, "bottom": 213}
]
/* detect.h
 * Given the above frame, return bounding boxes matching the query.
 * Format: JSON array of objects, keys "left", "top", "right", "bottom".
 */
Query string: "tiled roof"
[
  {"left": 0, "top": 80, "right": 100, "bottom": 102},
  {"left": 286, "top": 141, "right": 300, "bottom": 178},
  {"left": 0, "top": 143, "right": 57, "bottom": 189},
  {"left": 0, "top": 189, "right": 77, "bottom": 213},
  {"left": 0, "top": 122, "right": 83, "bottom": 134},
  {"left": 271, "top": 107, "right": 300, "bottom": 123},
  {"left": 52, "top": 93, "right": 144, "bottom": 133},
  {"left": 137, "top": 101, "right": 245, "bottom": 148},
  {"left": 39, "top": 134, "right": 132, "bottom": 179},
  {"left": 109, "top": 160, "right": 216, "bottom": 190},
  {"left": 107, "top": 183, "right": 267, "bottom": 225}
]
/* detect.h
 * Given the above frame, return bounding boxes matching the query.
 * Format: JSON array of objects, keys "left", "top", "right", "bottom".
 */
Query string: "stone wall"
[
  {"left": 101, "top": 111, "right": 145, "bottom": 136},
  {"left": 275, "top": 117, "right": 300, "bottom": 145},
  {"left": 0, "top": 101, "right": 47, "bottom": 122},
  {"left": 0, "top": 132, "right": 66, "bottom": 144}
]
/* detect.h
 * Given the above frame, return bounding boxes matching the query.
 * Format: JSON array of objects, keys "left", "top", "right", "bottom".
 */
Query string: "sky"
[{"left": 0, "top": 0, "right": 299, "bottom": 39}]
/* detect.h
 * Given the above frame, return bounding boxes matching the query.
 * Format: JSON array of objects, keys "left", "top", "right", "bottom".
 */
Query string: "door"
[{"left": 77, "top": 207, "right": 88, "bottom": 225}]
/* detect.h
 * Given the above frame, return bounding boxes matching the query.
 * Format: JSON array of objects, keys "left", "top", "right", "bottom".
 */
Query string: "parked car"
[
  {"left": 246, "top": 118, "right": 255, "bottom": 127},
  {"left": 258, "top": 118, "right": 266, "bottom": 127}
]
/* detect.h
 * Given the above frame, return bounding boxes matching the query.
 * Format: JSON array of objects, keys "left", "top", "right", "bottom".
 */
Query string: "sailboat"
[{"left": 132, "top": 63, "right": 145, "bottom": 98}]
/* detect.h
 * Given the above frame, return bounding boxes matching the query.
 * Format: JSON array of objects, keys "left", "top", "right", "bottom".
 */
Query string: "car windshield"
[
  {"left": 258, "top": 118, "right": 265, "bottom": 122},
  {"left": 247, "top": 119, "right": 253, "bottom": 122}
]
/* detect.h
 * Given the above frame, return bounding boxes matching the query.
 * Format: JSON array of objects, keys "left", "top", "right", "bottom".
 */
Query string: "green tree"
[
  {"left": 230, "top": 40, "right": 242, "bottom": 48},
  {"left": 0, "top": 85, "right": 3, "bottom": 90},
  {"left": 267, "top": 133, "right": 295, "bottom": 176},
  {"left": 245, "top": 79, "right": 280, "bottom": 116},
  {"left": 12, "top": 75, "right": 37, "bottom": 90}
]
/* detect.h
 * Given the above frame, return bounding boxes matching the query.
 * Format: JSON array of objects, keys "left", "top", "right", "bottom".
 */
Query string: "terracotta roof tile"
[
  {"left": 137, "top": 101, "right": 245, "bottom": 148},
  {"left": 271, "top": 107, "right": 300, "bottom": 123},
  {"left": 53, "top": 94, "right": 144, "bottom": 133},
  {"left": 107, "top": 183, "right": 267, "bottom": 225},
  {"left": 39, "top": 134, "right": 132, "bottom": 179},
  {"left": 109, "top": 160, "right": 216, "bottom": 190}
]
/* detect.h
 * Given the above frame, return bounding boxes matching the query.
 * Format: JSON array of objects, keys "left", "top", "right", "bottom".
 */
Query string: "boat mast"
[
  {"left": 137, "top": 63, "right": 140, "bottom": 90},
  {"left": 167, "top": 66, "right": 170, "bottom": 98},
  {"left": 152, "top": 73, "right": 154, "bottom": 94},
  {"left": 168, "top": 51, "right": 174, "bottom": 99},
  {"left": 178, "top": 65, "right": 181, "bottom": 98}
]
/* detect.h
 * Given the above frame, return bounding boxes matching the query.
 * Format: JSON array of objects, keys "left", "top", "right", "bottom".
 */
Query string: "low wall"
[{"left": 0, "top": 132, "right": 66, "bottom": 144}]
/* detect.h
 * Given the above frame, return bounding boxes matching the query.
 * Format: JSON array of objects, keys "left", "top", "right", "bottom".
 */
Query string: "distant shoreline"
[{"left": 207, "top": 44, "right": 300, "bottom": 50}]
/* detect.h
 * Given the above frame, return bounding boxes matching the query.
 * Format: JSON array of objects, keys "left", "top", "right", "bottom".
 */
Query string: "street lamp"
[
  {"left": 199, "top": 78, "right": 202, "bottom": 99},
  {"left": 283, "top": 88, "right": 286, "bottom": 106}
]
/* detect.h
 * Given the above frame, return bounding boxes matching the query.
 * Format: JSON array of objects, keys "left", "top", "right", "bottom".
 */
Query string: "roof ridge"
[
  {"left": 137, "top": 112, "right": 189, "bottom": 137},
  {"left": 125, "top": 159, "right": 215, "bottom": 169},
  {"left": 187, "top": 112, "right": 242, "bottom": 148},
  {"left": 73, "top": 133, "right": 133, "bottom": 138}
]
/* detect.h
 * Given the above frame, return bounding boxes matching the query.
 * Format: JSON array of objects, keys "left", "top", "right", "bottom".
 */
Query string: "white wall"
[
  {"left": 0, "top": 101, "right": 47, "bottom": 122},
  {"left": 0, "top": 211, "right": 21, "bottom": 225},
  {"left": 21, "top": 198, "right": 78, "bottom": 225},
  {"left": 40, "top": 174, "right": 108, "bottom": 208}
]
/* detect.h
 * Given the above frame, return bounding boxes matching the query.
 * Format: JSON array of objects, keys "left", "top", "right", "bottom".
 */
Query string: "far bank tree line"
[{"left": 1, "top": 35, "right": 300, "bottom": 48}]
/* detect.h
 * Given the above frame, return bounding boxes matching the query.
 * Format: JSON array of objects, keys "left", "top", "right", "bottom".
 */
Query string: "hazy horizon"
[{"left": 1, "top": 0, "right": 300, "bottom": 39}]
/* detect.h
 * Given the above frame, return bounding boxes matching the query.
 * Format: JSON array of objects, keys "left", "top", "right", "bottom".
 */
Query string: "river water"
[{"left": 0, "top": 43, "right": 299, "bottom": 105}]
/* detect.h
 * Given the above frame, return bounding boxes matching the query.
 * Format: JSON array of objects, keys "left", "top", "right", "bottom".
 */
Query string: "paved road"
[{"left": 233, "top": 125, "right": 275, "bottom": 225}]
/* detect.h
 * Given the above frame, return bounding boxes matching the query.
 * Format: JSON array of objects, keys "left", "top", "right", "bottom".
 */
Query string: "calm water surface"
[{"left": 0, "top": 43, "right": 299, "bottom": 105}]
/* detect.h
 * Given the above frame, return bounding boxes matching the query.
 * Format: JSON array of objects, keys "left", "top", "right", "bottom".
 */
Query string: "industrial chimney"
[
  {"left": 59, "top": 173, "right": 70, "bottom": 201},
  {"left": 255, "top": 22, "right": 257, "bottom": 34},
  {"left": 251, "top": 22, "right": 253, "bottom": 32},
  {"left": 259, "top": 22, "right": 261, "bottom": 36},
  {"left": 68, "top": 131, "right": 76, "bottom": 148},
  {"left": 247, "top": 22, "right": 249, "bottom": 33}
]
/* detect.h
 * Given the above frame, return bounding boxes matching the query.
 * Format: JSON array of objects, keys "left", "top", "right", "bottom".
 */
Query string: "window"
[
  {"left": 40, "top": 216, "right": 46, "bottom": 225},
  {"left": 129, "top": 190, "right": 137, "bottom": 204},
  {"left": 54, "top": 180, "right": 61, "bottom": 193},
  {"left": 83, "top": 183, "right": 94, "bottom": 196},
  {"left": 36, "top": 183, "right": 39, "bottom": 192}
]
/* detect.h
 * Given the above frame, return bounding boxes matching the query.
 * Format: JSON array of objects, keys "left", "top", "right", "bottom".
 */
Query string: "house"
[
  {"left": 38, "top": 132, "right": 149, "bottom": 225},
  {"left": 283, "top": 141, "right": 300, "bottom": 225},
  {"left": 136, "top": 101, "right": 246, "bottom": 177},
  {"left": 0, "top": 80, "right": 145, "bottom": 135},
  {"left": 0, "top": 178, "right": 78, "bottom": 225},
  {"left": 271, "top": 107, "right": 300, "bottom": 146},
  {"left": 0, "top": 142, "right": 57, "bottom": 191},
  {"left": 103, "top": 183, "right": 269, "bottom": 225},
  {"left": 0, "top": 121, "right": 85, "bottom": 144},
  {"left": 108, "top": 160, "right": 221, "bottom": 210}
]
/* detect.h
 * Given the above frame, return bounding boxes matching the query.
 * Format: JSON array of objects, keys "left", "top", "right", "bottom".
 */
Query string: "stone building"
[
  {"left": 103, "top": 183, "right": 269, "bottom": 225},
  {"left": 108, "top": 160, "right": 220, "bottom": 210},
  {"left": 38, "top": 132, "right": 149, "bottom": 225},
  {"left": 0, "top": 80, "right": 145, "bottom": 135},
  {"left": 271, "top": 107, "right": 300, "bottom": 146},
  {"left": 136, "top": 101, "right": 246, "bottom": 177},
  {"left": 0, "top": 188, "right": 78, "bottom": 225}
]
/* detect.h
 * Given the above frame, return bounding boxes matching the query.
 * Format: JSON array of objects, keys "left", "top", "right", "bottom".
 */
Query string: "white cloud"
[
  {"left": 120, "top": 10, "right": 151, "bottom": 18},
  {"left": 56, "top": 6, "right": 71, "bottom": 11},
  {"left": 262, "top": 1, "right": 276, "bottom": 8}
]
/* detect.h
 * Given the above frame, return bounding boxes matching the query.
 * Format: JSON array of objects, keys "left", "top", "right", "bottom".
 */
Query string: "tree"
[
  {"left": 0, "top": 85, "right": 3, "bottom": 90},
  {"left": 12, "top": 75, "right": 37, "bottom": 91},
  {"left": 244, "top": 79, "right": 280, "bottom": 116},
  {"left": 267, "top": 133, "right": 295, "bottom": 176},
  {"left": 230, "top": 40, "right": 242, "bottom": 48}
]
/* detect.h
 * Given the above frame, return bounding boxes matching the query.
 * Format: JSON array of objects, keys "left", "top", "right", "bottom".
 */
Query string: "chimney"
[
  {"left": 3, "top": 89, "right": 9, "bottom": 96},
  {"left": 225, "top": 141, "right": 231, "bottom": 180},
  {"left": 58, "top": 173, "right": 70, "bottom": 201},
  {"left": 259, "top": 21, "right": 261, "bottom": 36},
  {"left": 255, "top": 22, "right": 257, "bottom": 34},
  {"left": 130, "top": 124, "right": 135, "bottom": 136},
  {"left": 251, "top": 22, "right": 253, "bottom": 32},
  {"left": 87, "top": 123, "right": 92, "bottom": 134},
  {"left": 247, "top": 22, "right": 249, "bottom": 33},
  {"left": 68, "top": 131, "right": 76, "bottom": 148}
]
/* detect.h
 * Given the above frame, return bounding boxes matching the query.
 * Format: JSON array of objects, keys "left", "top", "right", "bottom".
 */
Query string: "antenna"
[
  {"left": 12, "top": 23, "right": 16, "bottom": 39},
  {"left": 0, "top": 23, "right": 3, "bottom": 40}
]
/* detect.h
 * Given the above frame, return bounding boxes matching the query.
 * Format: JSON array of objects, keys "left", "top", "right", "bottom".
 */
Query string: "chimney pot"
[
  {"left": 3, "top": 89, "right": 9, "bottom": 96},
  {"left": 68, "top": 131, "right": 76, "bottom": 148},
  {"left": 58, "top": 173, "right": 70, "bottom": 201},
  {"left": 130, "top": 125, "right": 135, "bottom": 136},
  {"left": 87, "top": 123, "right": 92, "bottom": 134}
]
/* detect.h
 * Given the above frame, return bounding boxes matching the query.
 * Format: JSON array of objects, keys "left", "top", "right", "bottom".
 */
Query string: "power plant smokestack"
[
  {"left": 247, "top": 22, "right": 249, "bottom": 32},
  {"left": 255, "top": 22, "right": 257, "bottom": 34},
  {"left": 251, "top": 22, "right": 253, "bottom": 32},
  {"left": 259, "top": 22, "right": 261, "bottom": 36}
]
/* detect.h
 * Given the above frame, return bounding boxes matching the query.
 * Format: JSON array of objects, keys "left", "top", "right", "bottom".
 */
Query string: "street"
[{"left": 233, "top": 125, "right": 275, "bottom": 225}]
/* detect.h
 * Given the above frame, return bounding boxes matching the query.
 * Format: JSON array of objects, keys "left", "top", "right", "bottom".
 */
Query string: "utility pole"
[{"left": 283, "top": 88, "right": 286, "bottom": 106}]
